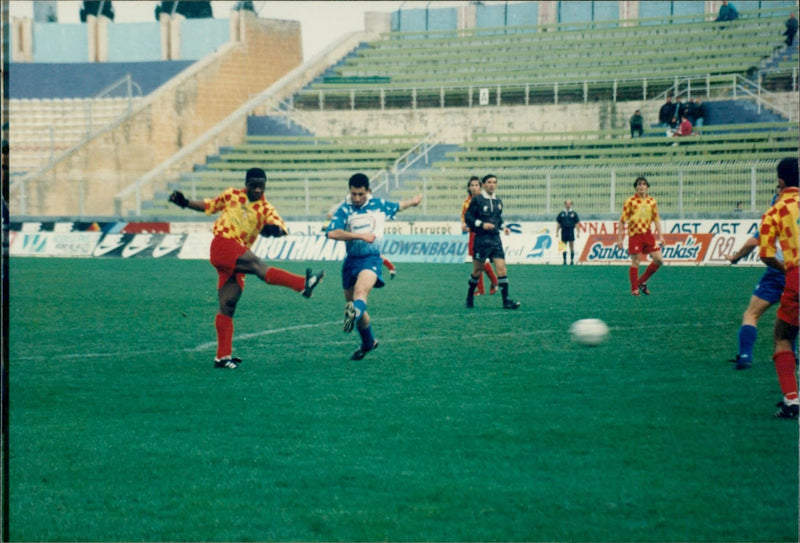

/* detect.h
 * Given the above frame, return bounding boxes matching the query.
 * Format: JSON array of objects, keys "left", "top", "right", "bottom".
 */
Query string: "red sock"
[
  {"left": 265, "top": 267, "right": 305, "bottom": 292},
  {"left": 215, "top": 314, "right": 233, "bottom": 360},
  {"left": 638, "top": 262, "right": 660, "bottom": 285},
  {"left": 476, "top": 274, "right": 485, "bottom": 295},
  {"left": 773, "top": 350, "right": 799, "bottom": 401},
  {"left": 628, "top": 266, "right": 639, "bottom": 291},
  {"left": 382, "top": 258, "right": 395, "bottom": 271},
  {"left": 484, "top": 262, "right": 498, "bottom": 285}
]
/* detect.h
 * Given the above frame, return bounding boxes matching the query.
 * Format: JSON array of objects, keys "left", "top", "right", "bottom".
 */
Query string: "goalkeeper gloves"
[
  {"left": 260, "top": 224, "right": 288, "bottom": 238},
  {"left": 169, "top": 190, "right": 190, "bottom": 208}
]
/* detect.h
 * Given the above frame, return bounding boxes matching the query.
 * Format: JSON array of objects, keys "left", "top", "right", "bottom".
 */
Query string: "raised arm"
[
  {"left": 169, "top": 190, "right": 205, "bottom": 212},
  {"left": 398, "top": 194, "right": 423, "bottom": 212}
]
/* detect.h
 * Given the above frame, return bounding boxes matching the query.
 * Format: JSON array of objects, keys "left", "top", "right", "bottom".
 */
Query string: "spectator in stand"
[
  {"left": 80, "top": 1, "right": 114, "bottom": 22},
  {"left": 658, "top": 96, "right": 675, "bottom": 128},
  {"left": 785, "top": 13, "right": 798, "bottom": 47},
  {"left": 674, "top": 97, "right": 688, "bottom": 121},
  {"left": 672, "top": 114, "right": 694, "bottom": 138},
  {"left": 686, "top": 97, "right": 705, "bottom": 129},
  {"left": 666, "top": 116, "right": 680, "bottom": 137},
  {"left": 716, "top": 1, "right": 739, "bottom": 23},
  {"left": 629, "top": 110, "right": 644, "bottom": 138}
]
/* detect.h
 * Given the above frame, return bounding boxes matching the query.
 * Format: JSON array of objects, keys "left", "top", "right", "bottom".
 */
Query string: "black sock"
[
  {"left": 498, "top": 276, "right": 509, "bottom": 301},
  {"left": 466, "top": 275, "right": 479, "bottom": 300}
]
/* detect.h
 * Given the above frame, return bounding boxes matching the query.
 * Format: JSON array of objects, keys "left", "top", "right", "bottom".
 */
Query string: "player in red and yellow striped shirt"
[
  {"left": 169, "top": 168, "right": 325, "bottom": 369},
  {"left": 461, "top": 176, "right": 498, "bottom": 296},
  {"left": 617, "top": 177, "right": 665, "bottom": 296},
  {"left": 758, "top": 157, "right": 799, "bottom": 418}
]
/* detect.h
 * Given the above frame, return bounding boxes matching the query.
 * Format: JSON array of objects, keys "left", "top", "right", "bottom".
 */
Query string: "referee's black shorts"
[{"left": 473, "top": 234, "right": 505, "bottom": 261}]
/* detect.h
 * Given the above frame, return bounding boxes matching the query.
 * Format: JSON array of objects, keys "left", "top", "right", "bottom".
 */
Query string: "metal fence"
[
  {"left": 395, "top": 160, "right": 781, "bottom": 221},
  {"left": 292, "top": 70, "right": 798, "bottom": 118}
]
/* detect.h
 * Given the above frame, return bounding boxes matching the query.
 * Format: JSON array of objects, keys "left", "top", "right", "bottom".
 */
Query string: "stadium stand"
[
  {"left": 10, "top": 96, "right": 142, "bottom": 174},
  {"left": 8, "top": 62, "right": 190, "bottom": 177},
  {"left": 141, "top": 133, "right": 434, "bottom": 217},
  {"left": 294, "top": 7, "right": 792, "bottom": 110},
  {"left": 7, "top": 2, "right": 798, "bottom": 219},
  {"left": 385, "top": 122, "right": 796, "bottom": 217},
  {"left": 449, "top": 122, "right": 797, "bottom": 165}
]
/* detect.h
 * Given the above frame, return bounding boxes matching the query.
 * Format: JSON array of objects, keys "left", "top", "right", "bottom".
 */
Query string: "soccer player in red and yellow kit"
[
  {"left": 758, "top": 157, "right": 799, "bottom": 418},
  {"left": 461, "top": 176, "right": 498, "bottom": 296},
  {"left": 169, "top": 168, "right": 324, "bottom": 369},
  {"left": 617, "top": 177, "right": 665, "bottom": 296}
]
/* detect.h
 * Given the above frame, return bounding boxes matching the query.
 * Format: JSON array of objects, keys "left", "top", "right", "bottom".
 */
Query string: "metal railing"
[
  {"left": 292, "top": 68, "right": 798, "bottom": 117},
  {"left": 113, "top": 31, "right": 372, "bottom": 217},
  {"left": 397, "top": 160, "right": 780, "bottom": 221},
  {"left": 158, "top": 159, "right": 782, "bottom": 222},
  {"left": 84, "top": 74, "right": 143, "bottom": 137},
  {"left": 11, "top": 75, "right": 144, "bottom": 214}
]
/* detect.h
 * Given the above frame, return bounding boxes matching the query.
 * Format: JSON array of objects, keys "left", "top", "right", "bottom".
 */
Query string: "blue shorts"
[
  {"left": 753, "top": 268, "right": 785, "bottom": 304},
  {"left": 342, "top": 253, "right": 385, "bottom": 290}
]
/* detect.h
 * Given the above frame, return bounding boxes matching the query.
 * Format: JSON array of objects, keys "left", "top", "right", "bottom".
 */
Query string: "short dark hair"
[
  {"left": 777, "top": 157, "right": 799, "bottom": 187},
  {"left": 349, "top": 172, "right": 370, "bottom": 189},
  {"left": 245, "top": 167, "right": 266, "bottom": 185},
  {"left": 466, "top": 176, "right": 480, "bottom": 193},
  {"left": 634, "top": 176, "right": 649, "bottom": 187},
  {"left": 481, "top": 174, "right": 496, "bottom": 184}
]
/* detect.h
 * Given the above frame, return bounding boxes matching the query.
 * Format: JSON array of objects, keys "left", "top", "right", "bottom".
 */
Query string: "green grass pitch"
[{"left": 8, "top": 257, "right": 799, "bottom": 541}]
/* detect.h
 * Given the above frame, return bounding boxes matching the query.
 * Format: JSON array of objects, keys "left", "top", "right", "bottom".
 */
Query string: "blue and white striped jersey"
[{"left": 328, "top": 195, "right": 400, "bottom": 257}]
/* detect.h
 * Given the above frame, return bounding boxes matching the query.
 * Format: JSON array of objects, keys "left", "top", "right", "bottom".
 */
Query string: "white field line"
[{"left": 15, "top": 316, "right": 708, "bottom": 362}]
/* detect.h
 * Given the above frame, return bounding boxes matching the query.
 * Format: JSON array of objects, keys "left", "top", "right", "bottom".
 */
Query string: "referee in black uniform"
[
  {"left": 464, "top": 174, "right": 520, "bottom": 310},
  {"left": 556, "top": 199, "right": 580, "bottom": 265}
]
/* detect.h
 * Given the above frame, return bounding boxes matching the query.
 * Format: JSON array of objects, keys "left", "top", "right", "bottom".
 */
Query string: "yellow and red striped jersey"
[
  {"left": 204, "top": 187, "right": 287, "bottom": 248},
  {"left": 461, "top": 195, "right": 472, "bottom": 222},
  {"left": 759, "top": 187, "right": 799, "bottom": 271},
  {"left": 620, "top": 194, "right": 659, "bottom": 236}
]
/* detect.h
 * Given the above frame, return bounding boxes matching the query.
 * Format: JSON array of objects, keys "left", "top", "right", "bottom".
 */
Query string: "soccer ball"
[{"left": 569, "top": 318, "right": 609, "bottom": 346}]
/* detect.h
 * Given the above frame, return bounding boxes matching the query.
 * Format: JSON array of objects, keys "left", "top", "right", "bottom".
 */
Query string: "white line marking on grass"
[
  {"left": 15, "top": 315, "right": 710, "bottom": 362},
  {"left": 188, "top": 320, "right": 341, "bottom": 352}
]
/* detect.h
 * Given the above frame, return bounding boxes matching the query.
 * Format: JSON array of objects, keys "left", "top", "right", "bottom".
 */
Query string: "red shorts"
[
  {"left": 209, "top": 236, "right": 247, "bottom": 290},
  {"left": 468, "top": 231, "right": 476, "bottom": 257},
  {"left": 628, "top": 232, "right": 659, "bottom": 256},
  {"left": 777, "top": 267, "right": 799, "bottom": 327}
]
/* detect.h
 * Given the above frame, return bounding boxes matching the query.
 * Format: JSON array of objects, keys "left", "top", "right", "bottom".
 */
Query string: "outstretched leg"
[{"left": 235, "top": 249, "right": 323, "bottom": 296}]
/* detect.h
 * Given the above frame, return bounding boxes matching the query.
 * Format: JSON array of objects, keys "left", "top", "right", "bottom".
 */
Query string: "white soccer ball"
[{"left": 569, "top": 318, "right": 609, "bottom": 346}]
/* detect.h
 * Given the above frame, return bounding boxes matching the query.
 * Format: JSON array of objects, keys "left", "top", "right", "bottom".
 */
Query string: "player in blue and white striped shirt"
[{"left": 326, "top": 173, "right": 422, "bottom": 360}]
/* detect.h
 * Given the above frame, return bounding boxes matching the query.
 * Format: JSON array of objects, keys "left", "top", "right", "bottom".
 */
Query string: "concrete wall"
[
  {"left": 24, "top": 12, "right": 303, "bottom": 216},
  {"left": 291, "top": 101, "right": 639, "bottom": 143}
]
